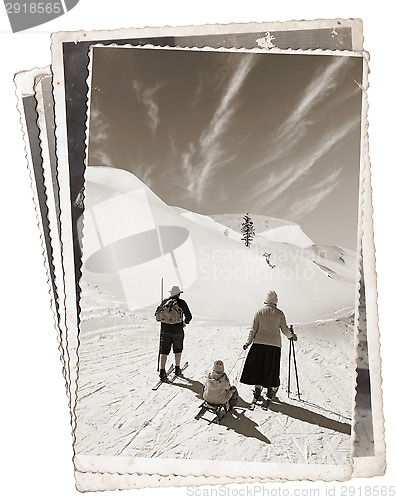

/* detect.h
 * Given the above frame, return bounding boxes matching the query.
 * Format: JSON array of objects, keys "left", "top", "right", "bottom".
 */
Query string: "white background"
[{"left": 1, "top": 1, "right": 395, "bottom": 498}]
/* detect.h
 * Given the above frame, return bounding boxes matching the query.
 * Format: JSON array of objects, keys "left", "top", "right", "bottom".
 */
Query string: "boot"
[
  {"left": 253, "top": 387, "right": 261, "bottom": 399},
  {"left": 159, "top": 369, "right": 168, "bottom": 382},
  {"left": 267, "top": 386, "right": 279, "bottom": 399},
  {"left": 174, "top": 366, "right": 183, "bottom": 377}
]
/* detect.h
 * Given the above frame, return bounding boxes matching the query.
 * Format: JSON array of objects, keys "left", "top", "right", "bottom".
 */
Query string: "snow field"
[{"left": 76, "top": 285, "right": 354, "bottom": 465}]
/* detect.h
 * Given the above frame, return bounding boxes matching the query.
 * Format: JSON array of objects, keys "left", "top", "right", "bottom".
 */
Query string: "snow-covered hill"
[
  {"left": 211, "top": 213, "right": 314, "bottom": 248},
  {"left": 211, "top": 213, "right": 300, "bottom": 234},
  {"left": 82, "top": 166, "right": 357, "bottom": 324}
]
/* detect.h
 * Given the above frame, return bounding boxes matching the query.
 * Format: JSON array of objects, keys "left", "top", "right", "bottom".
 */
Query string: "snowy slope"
[
  {"left": 211, "top": 213, "right": 314, "bottom": 247},
  {"left": 211, "top": 213, "right": 295, "bottom": 233},
  {"left": 77, "top": 287, "right": 353, "bottom": 464},
  {"left": 258, "top": 224, "right": 314, "bottom": 248},
  {"left": 82, "top": 166, "right": 357, "bottom": 324}
]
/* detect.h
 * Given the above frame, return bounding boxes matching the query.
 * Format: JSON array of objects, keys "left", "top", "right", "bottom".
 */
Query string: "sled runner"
[{"left": 194, "top": 401, "right": 232, "bottom": 424}]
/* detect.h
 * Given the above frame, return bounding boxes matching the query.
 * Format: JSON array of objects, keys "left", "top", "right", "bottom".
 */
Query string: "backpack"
[{"left": 155, "top": 298, "right": 184, "bottom": 324}]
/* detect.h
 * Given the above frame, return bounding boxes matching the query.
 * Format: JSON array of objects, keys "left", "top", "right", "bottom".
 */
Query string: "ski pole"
[
  {"left": 157, "top": 277, "right": 164, "bottom": 372},
  {"left": 291, "top": 337, "right": 301, "bottom": 399},
  {"left": 229, "top": 347, "right": 245, "bottom": 374},
  {"left": 288, "top": 338, "right": 292, "bottom": 397},
  {"left": 233, "top": 348, "right": 248, "bottom": 387},
  {"left": 229, "top": 348, "right": 243, "bottom": 385}
]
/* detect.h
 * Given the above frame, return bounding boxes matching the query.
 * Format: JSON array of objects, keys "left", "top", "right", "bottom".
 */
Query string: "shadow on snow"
[
  {"left": 172, "top": 377, "right": 350, "bottom": 441},
  {"left": 268, "top": 398, "right": 351, "bottom": 435}
]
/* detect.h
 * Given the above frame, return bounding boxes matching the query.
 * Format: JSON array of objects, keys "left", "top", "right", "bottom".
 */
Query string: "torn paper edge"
[
  {"left": 34, "top": 74, "right": 71, "bottom": 407},
  {"left": 51, "top": 18, "right": 363, "bottom": 52},
  {"left": 51, "top": 38, "right": 81, "bottom": 436},
  {"left": 14, "top": 67, "right": 71, "bottom": 409},
  {"left": 352, "top": 53, "right": 386, "bottom": 477}
]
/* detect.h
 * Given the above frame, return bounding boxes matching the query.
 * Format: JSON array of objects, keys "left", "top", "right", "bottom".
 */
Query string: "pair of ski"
[{"left": 152, "top": 361, "right": 189, "bottom": 391}]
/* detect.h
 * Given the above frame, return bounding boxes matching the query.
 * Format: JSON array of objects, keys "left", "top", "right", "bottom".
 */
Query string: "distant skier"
[
  {"left": 203, "top": 360, "right": 239, "bottom": 409},
  {"left": 240, "top": 290, "right": 297, "bottom": 400},
  {"left": 155, "top": 285, "right": 192, "bottom": 382}
]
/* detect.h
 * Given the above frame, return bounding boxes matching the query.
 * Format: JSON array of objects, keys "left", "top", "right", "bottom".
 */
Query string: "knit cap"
[{"left": 212, "top": 360, "right": 224, "bottom": 374}]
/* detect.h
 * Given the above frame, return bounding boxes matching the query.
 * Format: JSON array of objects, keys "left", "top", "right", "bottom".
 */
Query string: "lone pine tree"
[{"left": 241, "top": 213, "right": 255, "bottom": 247}]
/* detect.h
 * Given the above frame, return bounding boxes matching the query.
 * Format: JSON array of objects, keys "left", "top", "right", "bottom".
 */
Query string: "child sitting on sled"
[{"left": 203, "top": 360, "right": 239, "bottom": 410}]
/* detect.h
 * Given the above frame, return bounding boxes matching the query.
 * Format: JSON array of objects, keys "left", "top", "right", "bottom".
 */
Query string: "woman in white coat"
[{"left": 240, "top": 290, "right": 297, "bottom": 400}]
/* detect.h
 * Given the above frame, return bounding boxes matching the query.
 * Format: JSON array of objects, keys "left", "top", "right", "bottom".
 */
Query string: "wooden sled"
[{"left": 194, "top": 401, "right": 231, "bottom": 424}]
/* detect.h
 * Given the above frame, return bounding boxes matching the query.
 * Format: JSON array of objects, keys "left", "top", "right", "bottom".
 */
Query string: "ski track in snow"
[{"left": 75, "top": 285, "right": 354, "bottom": 465}]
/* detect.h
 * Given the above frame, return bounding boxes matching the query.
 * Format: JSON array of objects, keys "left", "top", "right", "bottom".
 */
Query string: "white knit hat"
[
  {"left": 265, "top": 290, "right": 278, "bottom": 305},
  {"left": 213, "top": 360, "right": 225, "bottom": 374}
]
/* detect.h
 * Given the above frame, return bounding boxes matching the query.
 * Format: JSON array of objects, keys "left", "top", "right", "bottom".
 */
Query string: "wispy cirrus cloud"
[
  {"left": 247, "top": 57, "right": 353, "bottom": 173},
  {"left": 284, "top": 167, "right": 343, "bottom": 220},
  {"left": 251, "top": 116, "right": 360, "bottom": 213},
  {"left": 89, "top": 108, "right": 109, "bottom": 143},
  {"left": 182, "top": 54, "right": 257, "bottom": 199},
  {"left": 192, "top": 75, "right": 204, "bottom": 109},
  {"left": 92, "top": 150, "right": 113, "bottom": 167},
  {"left": 181, "top": 143, "right": 196, "bottom": 180},
  {"left": 132, "top": 80, "right": 162, "bottom": 135},
  {"left": 272, "top": 57, "right": 349, "bottom": 145},
  {"left": 88, "top": 108, "right": 113, "bottom": 167},
  {"left": 134, "top": 164, "right": 155, "bottom": 188}
]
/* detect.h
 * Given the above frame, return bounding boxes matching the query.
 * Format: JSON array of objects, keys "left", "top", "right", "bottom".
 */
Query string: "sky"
[{"left": 88, "top": 47, "right": 363, "bottom": 250}]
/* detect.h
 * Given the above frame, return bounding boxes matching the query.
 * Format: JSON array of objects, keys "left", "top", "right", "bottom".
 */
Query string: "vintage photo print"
[
  {"left": 14, "top": 67, "right": 70, "bottom": 389},
  {"left": 50, "top": 19, "right": 365, "bottom": 430},
  {"left": 74, "top": 44, "right": 369, "bottom": 482},
  {"left": 34, "top": 74, "right": 71, "bottom": 398},
  {"left": 11, "top": 20, "right": 381, "bottom": 490}
]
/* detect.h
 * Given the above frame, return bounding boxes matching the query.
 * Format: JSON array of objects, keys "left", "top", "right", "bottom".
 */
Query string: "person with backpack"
[
  {"left": 240, "top": 290, "right": 297, "bottom": 400},
  {"left": 155, "top": 285, "right": 192, "bottom": 381}
]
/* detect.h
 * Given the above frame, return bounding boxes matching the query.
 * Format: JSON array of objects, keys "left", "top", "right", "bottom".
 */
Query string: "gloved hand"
[{"left": 291, "top": 334, "right": 298, "bottom": 342}]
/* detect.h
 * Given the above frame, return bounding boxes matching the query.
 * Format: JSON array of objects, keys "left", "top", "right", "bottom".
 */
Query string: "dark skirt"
[{"left": 240, "top": 344, "right": 281, "bottom": 388}]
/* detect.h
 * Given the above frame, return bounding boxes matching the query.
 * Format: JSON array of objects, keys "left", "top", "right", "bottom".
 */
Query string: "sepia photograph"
[
  {"left": 3, "top": 0, "right": 395, "bottom": 495},
  {"left": 74, "top": 45, "right": 365, "bottom": 472}
]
